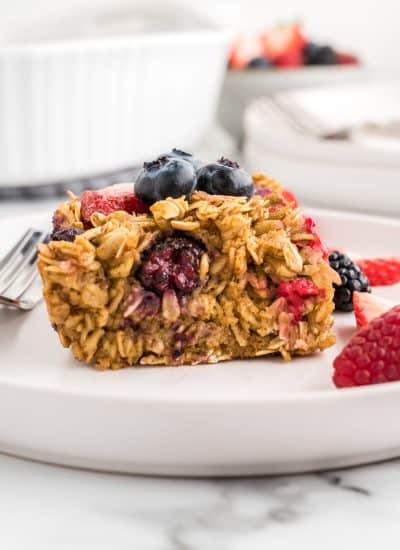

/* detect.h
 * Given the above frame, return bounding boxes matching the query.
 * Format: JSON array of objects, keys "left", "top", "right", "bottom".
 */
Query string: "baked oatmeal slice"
[{"left": 38, "top": 167, "right": 339, "bottom": 369}]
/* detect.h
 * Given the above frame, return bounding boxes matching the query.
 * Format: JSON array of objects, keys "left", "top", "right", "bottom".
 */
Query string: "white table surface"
[{"left": 1, "top": 198, "right": 399, "bottom": 550}]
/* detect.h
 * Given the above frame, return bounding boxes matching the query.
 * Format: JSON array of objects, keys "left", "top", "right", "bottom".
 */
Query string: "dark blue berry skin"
[
  {"left": 247, "top": 56, "right": 272, "bottom": 69},
  {"left": 303, "top": 43, "right": 337, "bottom": 65},
  {"left": 196, "top": 157, "right": 254, "bottom": 198},
  {"left": 51, "top": 226, "right": 84, "bottom": 242},
  {"left": 135, "top": 156, "right": 197, "bottom": 205},
  {"left": 163, "top": 148, "right": 203, "bottom": 171}
]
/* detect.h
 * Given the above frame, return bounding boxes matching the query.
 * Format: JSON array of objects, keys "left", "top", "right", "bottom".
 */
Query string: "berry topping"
[
  {"left": 51, "top": 226, "right": 84, "bottom": 243},
  {"left": 303, "top": 43, "right": 337, "bottom": 65},
  {"left": 336, "top": 52, "right": 359, "bottom": 65},
  {"left": 123, "top": 285, "right": 161, "bottom": 322},
  {"left": 162, "top": 148, "right": 203, "bottom": 170},
  {"left": 304, "top": 216, "right": 328, "bottom": 258},
  {"left": 353, "top": 291, "right": 397, "bottom": 328},
  {"left": 281, "top": 189, "right": 299, "bottom": 207},
  {"left": 135, "top": 156, "right": 197, "bottom": 205},
  {"left": 355, "top": 257, "right": 400, "bottom": 287},
  {"left": 261, "top": 23, "right": 306, "bottom": 62},
  {"left": 229, "top": 35, "right": 264, "bottom": 70},
  {"left": 196, "top": 157, "right": 253, "bottom": 198},
  {"left": 247, "top": 56, "right": 272, "bottom": 69},
  {"left": 80, "top": 183, "right": 148, "bottom": 225},
  {"left": 333, "top": 305, "right": 400, "bottom": 388},
  {"left": 329, "top": 251, "right": 371, "bottom": 311},
  {"left": 254, "top": 186, "right": 272, "bottom": 198},
  {"left": 52, "top": 210, "right": 66, "bottom": 231},
  {"left": 275, "top": 48, "right": 304, "bottom": 68},
  {"left": 277, "top": 278, "right": 319, "bottom": 321},
  {"left": 137, "top": 235, "right": 204, "bottom": 295}
]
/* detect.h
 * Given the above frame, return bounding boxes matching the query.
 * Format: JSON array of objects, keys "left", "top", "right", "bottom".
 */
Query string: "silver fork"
[{"left": 0, "top": 228, "right": 48, "bottom": 311}]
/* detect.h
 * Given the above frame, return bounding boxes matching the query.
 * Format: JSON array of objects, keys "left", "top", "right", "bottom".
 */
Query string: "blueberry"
[
  {"left": 51, "top": 226, "right": 84, "bottom": 242},
  {"left": 196, "top": 157, "right": 253, "bottom": 198},
  {"left": 303, "top": 42, "right": 337, "bottom": 65},
  {"left": 163, "top": 148, "right": 203, "bottom": 170},
  {"left": 135, "top": 156, "right": 197, "bottom": 205},
  {"left": 247, "top": 56, "right": 272, "bottom": 69}
]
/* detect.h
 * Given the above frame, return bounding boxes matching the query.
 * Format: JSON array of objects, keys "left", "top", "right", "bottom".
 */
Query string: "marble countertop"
[
  {"left": 1, "top": 452, "right": 399, "bottom": 550},
  {"left": 1, "top": 196, "right": 399, "bottom": 550}
]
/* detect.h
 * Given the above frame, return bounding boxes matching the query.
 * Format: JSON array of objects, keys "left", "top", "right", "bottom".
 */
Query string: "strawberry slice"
[
  {"left": 275, "top": 48, "right": 304, "bottom": 68},
  {"left": 353, "top": 291, "right": 397, "bottom": 328},
  {"left": 229, "top": 35, "right": 264, "bottom": 70},
  {"left": 80, "top": 183, "right": 149, "bottom": 225},
  {"left": 304, "top": 216, "right": 329, "bottom": 259},
  {"left": 261, "top": 23, "right": 306, "bottom": 61},
  {"left": 282, "top": 188, "right": 299, "bottom": 207},
  {"left": 356, "top": 257, "right": 400, "bottom": 287}
]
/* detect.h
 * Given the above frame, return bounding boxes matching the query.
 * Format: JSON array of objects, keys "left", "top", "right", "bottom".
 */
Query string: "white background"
[{"left": 1, "top": 0, "right": 399, "bottom": 68}]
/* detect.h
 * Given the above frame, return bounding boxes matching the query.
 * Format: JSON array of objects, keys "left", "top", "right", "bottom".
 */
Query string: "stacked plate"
[{"left": 243, "top": 83, "right": 400, "bottom": 217}]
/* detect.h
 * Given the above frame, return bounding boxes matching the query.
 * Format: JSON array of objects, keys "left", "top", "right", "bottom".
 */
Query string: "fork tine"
[
  {"left": 0, "top": 230, "right": 46, "bottom": 294},
  {"left": 0, "top": 228, "right": 35, "bottom": 271},
  {"left": 3, "top": 230, "right": 48, "bottom": 300},
  {"left": 4, "top": 259, "right": 40, "bottom": 300},
  {"left": 0, "top": 269, "right": 43, "bottom": 311}
]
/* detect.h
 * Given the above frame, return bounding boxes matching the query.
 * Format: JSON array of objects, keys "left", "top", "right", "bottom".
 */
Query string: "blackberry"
[
  {"left": 51, "top": 226, "right": 84, "bottom": 242},
  {"left": 303, "top": 42, "right": 337, "bottom": 65},
  {"left": 138, "top": 235, "right": 204, "bottom": 295},
  {"left": 329, "top": 251, "right": 371, "bottom": 311}
]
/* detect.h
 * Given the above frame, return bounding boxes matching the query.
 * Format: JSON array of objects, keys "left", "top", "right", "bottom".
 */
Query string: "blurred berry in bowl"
[{"left": 228, "top": 22, "right": 360, "bottom": 71}]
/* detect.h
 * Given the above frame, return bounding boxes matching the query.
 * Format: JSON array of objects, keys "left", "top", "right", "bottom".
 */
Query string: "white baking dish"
[
  {"left": 243, "top": 99, "right": 400, "bottom": 217},
  {"left": 0, "top": 9, "right": 231, "bottom": 186}
]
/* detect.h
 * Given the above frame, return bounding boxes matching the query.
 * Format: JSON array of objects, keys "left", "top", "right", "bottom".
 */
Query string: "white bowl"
[
  {"left": 243, "top": 99, "right": 400, "bottom": 217},
  {"left": 0, "top": 9, "right": 231, "bottom": 186},
  {"left": 218, "top": 66, "right": 370, "bottom": 142}
]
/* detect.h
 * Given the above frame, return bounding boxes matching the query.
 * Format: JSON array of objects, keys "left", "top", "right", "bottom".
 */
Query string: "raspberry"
[
  {"left": 333, "top": 305, "right": 400, "bottom": 388},
  {"left": 356, "top": 257, "right": 400, "bottom": 287},
  {"left": 80, "top": 183, "right": 148, "bottom": 225},
  {"left": 277, "top": 278, "right": 319, "bottom": 321},
  {"left": 138, "top": 236, "right": 204, "bottom": 295}
]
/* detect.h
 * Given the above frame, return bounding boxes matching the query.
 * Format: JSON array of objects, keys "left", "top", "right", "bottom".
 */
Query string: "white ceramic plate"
[{"left": 0, "top": 209, "right": 399, "bottom": 476}]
